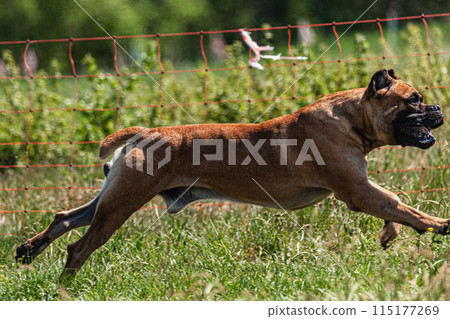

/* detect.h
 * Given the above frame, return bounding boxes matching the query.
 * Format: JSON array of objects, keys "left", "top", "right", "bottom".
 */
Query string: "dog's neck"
[
  {"left": 295, "top": 88, "right": 384, "bottom": 155},
  {"left": 353, "top": 95, "right": 389, "bottom": 154}
]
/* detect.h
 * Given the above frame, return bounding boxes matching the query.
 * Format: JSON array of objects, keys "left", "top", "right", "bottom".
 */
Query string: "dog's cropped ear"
[{"left": 366, "top": 68, "right": 398, "bottom": 97}]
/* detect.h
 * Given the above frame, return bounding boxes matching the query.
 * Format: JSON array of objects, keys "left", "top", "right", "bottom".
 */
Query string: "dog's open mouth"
[{"left": 393, "top": 105, "right": 444, "bottom": 149}]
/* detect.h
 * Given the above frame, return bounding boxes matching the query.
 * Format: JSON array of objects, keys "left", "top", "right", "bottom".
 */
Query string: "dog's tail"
[{"left": 99, "top": 126, "right": 149, "bottom": 159}]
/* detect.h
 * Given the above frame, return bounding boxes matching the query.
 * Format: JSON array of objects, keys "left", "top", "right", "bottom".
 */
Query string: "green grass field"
[
  {"left": 0, "top": 176, "right": 449, "bottom": 300},
  {"left": 0, "top": 20, "right": 449, "bottom": 300}
]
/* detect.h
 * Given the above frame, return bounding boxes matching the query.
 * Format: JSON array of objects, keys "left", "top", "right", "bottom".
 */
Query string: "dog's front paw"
[
  {"left": 441, "top": 219, "right": 450, "bottom": 235},
  {"left": 429, "top": 218, "right": 450, "bottom": 235},
  {"left": 379, "top": 221, "right": 402, "bottom": 249}
]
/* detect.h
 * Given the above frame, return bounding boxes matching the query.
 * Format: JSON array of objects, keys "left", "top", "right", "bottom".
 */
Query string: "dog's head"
[{"left": 363, "top": 68, "right": 444, "bottom": 149}]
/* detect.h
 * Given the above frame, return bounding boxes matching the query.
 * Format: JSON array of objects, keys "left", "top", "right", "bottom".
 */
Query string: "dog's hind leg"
[
  {"left": 15, "top": 195, "right": 100, "bottom": 264},
  {"left": 16, "top": 159, "right": 119, "bottom": 264},
  {"left": 61, "top": 170, "right": 162, "bottom": 278}
]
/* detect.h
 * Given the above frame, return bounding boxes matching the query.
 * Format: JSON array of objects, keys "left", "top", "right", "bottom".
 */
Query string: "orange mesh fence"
[{"left": 0, "top": 13, "right": 449, "bottom": 236}]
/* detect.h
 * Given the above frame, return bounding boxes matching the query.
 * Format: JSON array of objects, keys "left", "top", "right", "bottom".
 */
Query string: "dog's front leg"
[
  {"left": 369, "top": 182, "right": 403, "bottom": 248},
  {"left": 334, "top": 180, "right": 449, "bottom": 241}
]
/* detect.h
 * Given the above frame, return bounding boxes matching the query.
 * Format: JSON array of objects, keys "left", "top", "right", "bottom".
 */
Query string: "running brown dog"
[{"left": 16, "top": 68, "right": 448, "bottom": 278}]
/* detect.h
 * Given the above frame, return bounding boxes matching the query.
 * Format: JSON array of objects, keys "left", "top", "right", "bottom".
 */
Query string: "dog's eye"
[{"left": 408, "top": 95, "right": 420, "bottom": 105}]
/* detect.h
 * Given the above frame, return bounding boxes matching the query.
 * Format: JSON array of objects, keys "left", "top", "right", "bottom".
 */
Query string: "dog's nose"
[{"left": 425, "top": 105, "right": 441, "bottom": 112}]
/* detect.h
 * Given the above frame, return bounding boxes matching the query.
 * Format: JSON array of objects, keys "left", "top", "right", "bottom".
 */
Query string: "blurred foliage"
[
  {"left": 0, "top": 1, "right": 449, "bottom": 69},
  {"left": 1, "top": 0, "right": 448, "bottom": 40}
]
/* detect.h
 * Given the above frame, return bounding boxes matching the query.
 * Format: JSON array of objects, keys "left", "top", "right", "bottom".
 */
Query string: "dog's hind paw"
[
  {"left": 15, "top": 237, "right": 50, "bottom": 264},
  {"left": 15, "top": 242, "right": 34, "bottom": 264}
]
